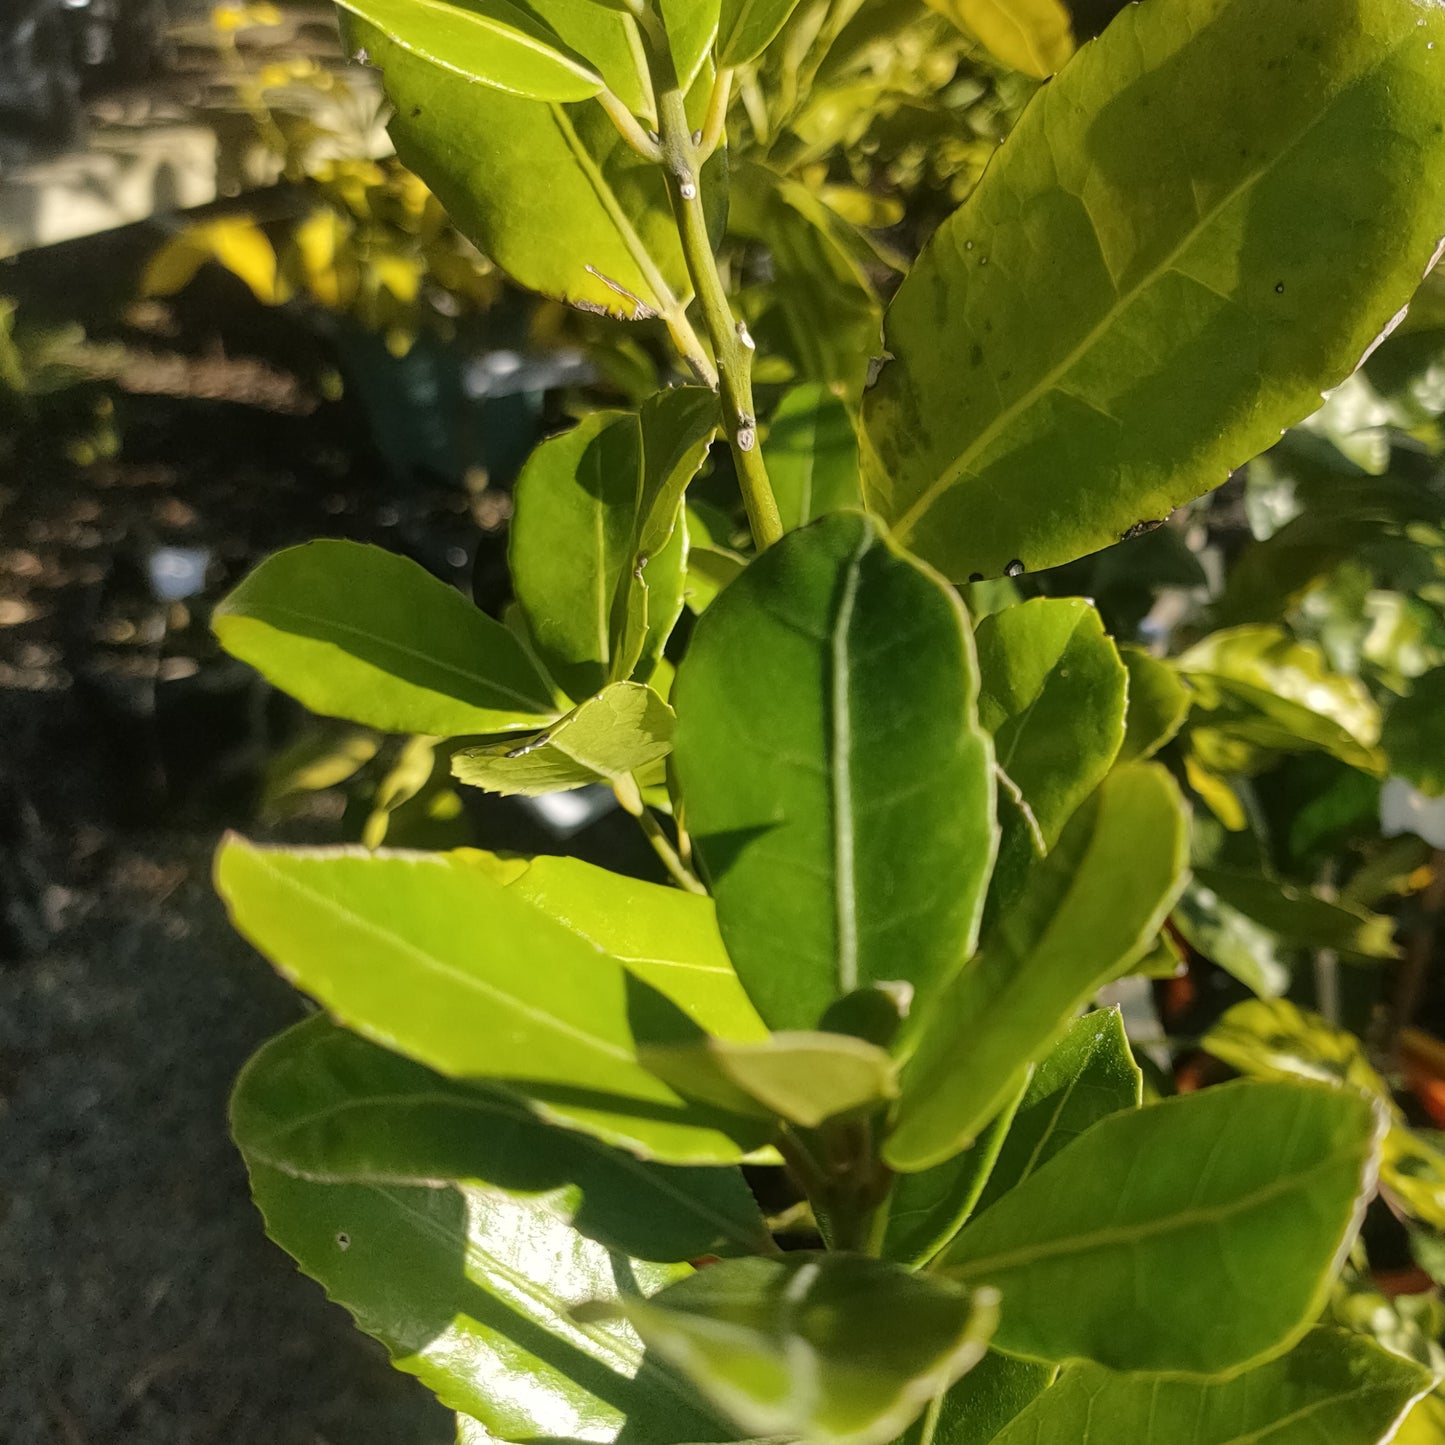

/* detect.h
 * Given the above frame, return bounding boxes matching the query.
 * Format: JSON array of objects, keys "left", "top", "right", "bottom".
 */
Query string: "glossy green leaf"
[
  {"left": 970, "top": 1007, "right": 1140, "bottom": 1219},
  {"left": 642, "top": 1031, "right": 897, "bottom": 1128},
  {"left": 1384, "top": 667, "right": 1445, "bottom": 797},
  {"left": 1173, "top": 875, "right": 1289, "bottom": 997},
  {"left": 336, "top": 0, "right": 602, "bottom": 100},
  {"left": 1192, "top": 867, "right": 1399, "bottom": 963},
  {"left": 765, "top": 385, "right": 863, "bottom": 533},
  {"left": 213, "top": 540, "right": 559, "bottom": 737},
  {"left": 215, "top": 839, "right": 771, "bottom": 1164},
  {"left": 973, "top": 599, "right": 1128, "bottom": 845},
  {"left": 941, "top": 1080, "right": 1384, "bottom": 1375},
  {"left": 658, "top": 0, "right": 720, "bottom": 90},
  {"left": 881, "top": 1072, "right": 1029, "bottom": 1270},
  {"left": 862, "top": 0, "right": 1445, "bottom": 580},
  {"left": 452, "top": 683, "right": 674, "bottom": 797},
  {"left": 1118, "top": 646, "right": 1191, "bottom": 763},
  {"left": 583, "top": 1253, "right": 1000, "bottom": 1445},
  {"left": 990, "top": 1330, "right": 1431, "bottom": 1445},
  {"left": 349, "top": 15, "right": 712, "bottom": 318},
  {"left": 502, "top": 853, "right": 770, "bottom": 1043},
  {"left": 717, "top": 0, "right": 805, "bottom": 65},
  {"left": 673, "top": 511, "right": 997, "bottom": 1033},
  {"left": 924, "top": 0, "right": 1074, "bottom": 79},
  {"left": 233, "top": 1015, "right": 772, "bottom": 1260},
  {"left": 525, "top": 0, "right": 650, "bottom": 116},
  {"left": 898, "top": 1352, "right": 1054, "bottom": 1445},
  {"left": 887, "top": 764, "right": 1186, "bottom": 1172},
  {"left": 244, "top": 1163, "right": 729, "bottom": 1443}
]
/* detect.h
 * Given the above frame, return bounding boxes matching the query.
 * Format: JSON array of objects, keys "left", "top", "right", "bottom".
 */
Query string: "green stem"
[
  {"left": 614, "top": 779, "right": 707, "bottom": 893},
  {"left": 646, "top": 58, "right": 783, "bottom": 550},
  {"left": 597, "top": 89, "right": 663, "bottom": 162}
]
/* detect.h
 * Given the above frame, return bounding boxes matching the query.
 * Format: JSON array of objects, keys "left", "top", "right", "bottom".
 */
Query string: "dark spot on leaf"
[
  {"left": 411, "top": 106, "right": 423, "bottom": 117},
  {"left": 1274, "top": 282, "right": 1285, "bottom": 294},
  {"left": 969, "top": 343, "right": 984, "bottom": 367},
  {"left": 968, "top": 572, "right": 984, "bottom": 583},
  {"left": 1005, "top": 559, "right": 1025, "bottom": 577},
  {"left": 984, "top": 319, "right": 994, "bottom": 334},
  {"left": 336, "top": 1232, "right": 351, "bottom": 1250},
  {"left": 1120, "top": 517, "right": 1166, "bottom": 541}
]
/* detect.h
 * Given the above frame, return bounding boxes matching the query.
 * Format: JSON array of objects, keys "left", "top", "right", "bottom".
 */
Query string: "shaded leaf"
[
  {"left": 583, "top": 1253, "right": 999, "bottom": 1445},
  {"left": 213, "top": 540, "right": 559, "bottom": 736},
  {"left": 765, "top": 384, "right": 863, "bottom": 532},
  {"left": 887, "top": 764, "right": 1186, "bottom": 1172},
  {"left": 990, "top": 1329, "right": 1431, "bottom": 1445},
  {"left": 1172, "top": 876, "right": 1290, "bottom": 998},
  {"left": 862, "top": 0, "right": 1445, "bottom": 580},
  {"left": 1118, "top": 646, "right": 1191, "bottom": 763},
  {"left": 233, "top": 1015, "right": 772, "bottom": 1260},
  {"left": 673, "top": 512, "right": 997, "bottom": 1033},
  {"left": 973, "top": 599, "right": 1128, "bottom": 846},
  {"left": 1384, "top": 667, "right": 1445, "bottom": 798},
  {"left": 941, "top": 1081, "right": 1384, "bottom": 1375},
  {"left": 897, "top": 1352, "right": 1054, "bottom": 1445}
]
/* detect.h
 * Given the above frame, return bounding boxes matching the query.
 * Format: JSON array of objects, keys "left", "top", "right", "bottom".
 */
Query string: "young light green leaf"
[
  {"left": 887, "top": 764, "right": 1186, "bottom": 1172},
  {"left": 582, "top": 1253, "right": 1000, "bottom": 1445},
  {"left": 526, "top": 0, "right": 652, "bottom": 116},
  {"left": 641, "top": 1031, "right": 898, "bottom": 1128},
  {"left": 717, "top": 0, "right": 805, "bottom": 65},
  {"left": 863, "top": 0, "right": 1445, "bottom": 580},
  {"left": 673, "top": 512, "right": 997, "bottom": 1033},
  {"left": 1118, "top": 646, "right": 1191, "bottom": 763},
  {"left": 765, "top": 383, "right": 863, "bottom": 532},
  {"left": 452, "top": 683, "right": 674, "bottom": 797},
  {"left": 923, "top": 0, "right": 1074, "bottom": 79},
  {"left": 502, "top": 852, "right": 770, "bottom": 1042},
  {"left": 215, "top": 839, "right": 772, "bottom": 1164},
  {"left": 990, "top": 1329, "right": 1432, "bottom": 1445},
  {"left": 213, "top": 540, "right": 560, "bottom": 737},
  {"left": 881, "top": 1072, "right": 1030, "bottom": 1270},
  {"left": 941, "top": 1081, "right": 1385, "bottom": 1375},
  {"left": 233, "top": 1015, "right": 773, "bottom": 1260},
  {"left": 897, "top": 1351, "right": 1054, "bottom": 1445},
  {"left": 244, "top": 1163, "right": 728, "bottom": 1443},
  {"left": 973, "top": 599, "right": 1128, "bottom": 845},
  {"left": 970, "top": 1007, "right": 1141, "bottom": 1218},
  {"left": 335, "top": 0, "right": 602, "bottom": 100}
]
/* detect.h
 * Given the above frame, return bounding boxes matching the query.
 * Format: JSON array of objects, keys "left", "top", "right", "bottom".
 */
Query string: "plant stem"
[
  {"left": 613, "top": 779, "right": 707, "bottom": 893},
  {"left": 647, "top": 64, "right": 783, "bottom": 549},
  {"left": 699, "top": 67, "right": 733, "bottom": 160},
  {"left": 597, "top": 89, "right": 663, "bottom": 162}
]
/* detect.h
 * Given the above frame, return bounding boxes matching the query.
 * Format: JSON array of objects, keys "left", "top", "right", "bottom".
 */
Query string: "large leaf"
[
  {"left": 716, "top": 0, "right": 805, "bottom": 65},
  {"left": 501, "top": 853, "right": 769, "bottom": 1042},
  {"left": 452, "top": 683, "right": 675, "bottom": 797},
  {"left": 336, "top": 0, "right": 602, "bottom": 100},
  {"left": 583, "top": 1253, "right": 1000, "bottom": 1445},
  {"left": 213, "top": 540, "right": 559, "bottom": 736},
  {"left": 990, "top": 1329, "right": 1431, "bottom": 1445},
  {"left": 898, "top": 1352, "right": 1054, "bottom": 1445},
  {"left": 973, "top": 599, "right": 1128, "bottom": 845},
  {"left": 924, "top": 0, "right": 1074, "bottom": 79},
  {"left": 886, "top": 764, "right": 1186, "bottom": 1172},
  {"left": 233, "top": 1015, "right": 772, "bottom": 1260},
  {"left": 215, "top": 839, "right": 772, "bottom": 1164},
  {"left": 673, "top": 512, "right": 997, "bottom": 1033},
  {"left": 244, "top": 1163, "right": 730, "bottom": 1442},
  {"left": 941, "top": 1081, "right": 1384, "bottom": 1375},
  {"left": 969, "top": 1007, "right": 1140, "bottom": 1218},
  {"left": 862, "top": 0, "right": 1445, "bottom": 581},
  {"left": 765, "top": 383, "right": 864, "bottom": 532}
]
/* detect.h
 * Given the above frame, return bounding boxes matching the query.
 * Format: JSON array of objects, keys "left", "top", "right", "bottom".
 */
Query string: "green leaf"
[
  {"left": 215, "top": 839, "right": 772, "bottom": 1164},
  {"left": 923, "top": 0, "right": 1074, "bottom": 79},
  {"left": 1118, "top": 646, "right": 1191, "bottom": 763},
  {"left": 452, "top": 683, "right": 675, "bottom": 797},
  {"left": 583, "top": 1253, "right": 1000, "bottom": 1445},
  {"left": 1384, "top": 667, "right": 1445, "bottom": 797},
  {"left": 502, "top": 852, "right": 770, "bottom": 1043},
  {"left": 349, "top": 16, "right": 711, "bottom": 318},
  {"left": 213, "top": 540, "right": 559, "bottom": 737},
  {"left": 1173, "top": 874, "right": 1288, "bottom": 996},
  {"left": 1192, "top": 867, "right": 1400, "bottom": 963},
  {"left": 862, "top": 0, "right": 1445, "bottom": 580},
  {"left": 1179, "top": 626, "right": 1383, "bottom": 773},
  {"left": 641, "top": 1031, "right": 897, "bottom": 1128},
  {"left": 973, "top": 599, "right": 1128, "bottom": 846},
  {"left": 765, "top": 384, "right": 863, "bottom": 533},
  {"left": 243, "top": 1163, "right": 729, "bottom": 1442},
  {"left": 941, "top": 1080, "right": 1384, "bottom": 1375},
  {"left": 970, "top": 1007, "right": 1140, "bottom": 1219},
  {"left": 672, "top": 512, "right": 997, "bottom": 1033},
  {"left": 886, "top": 764, "right": 1186, "bottom": 1172},
  {"left": 233, "top": 1015, "right": 772, "bottom": 1260},
  {"left": 336, "top": 0, "right": 602, "bottom": 100},
  {"left": 881, "top": 1072, "right": 1030, "bottom": 1270},
  {"left": 990, "top": 1329, "right": 1431, "bottom": 1445},
  {"left": 658, "top": 0, "right": 720, "bottom": 91},
  {"left": 717, "top": 0, "right": 805, "bottom": 65},
  {"left": 525, "top": 0, "right": 652, "bottom": 115},
  {"left": 897, "top": 1352, "right": 1054, "bottom": 1445}
]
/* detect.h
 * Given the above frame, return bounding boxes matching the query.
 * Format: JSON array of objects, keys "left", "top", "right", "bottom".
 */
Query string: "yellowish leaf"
[{"left": 925, "top": 0, "right": 1074, "bottom": 79}]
